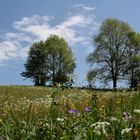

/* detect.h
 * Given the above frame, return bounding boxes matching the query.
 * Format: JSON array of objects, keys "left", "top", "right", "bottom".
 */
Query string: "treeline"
[{"left": 21, "top": 18, "right": 140, "bottom": 90}]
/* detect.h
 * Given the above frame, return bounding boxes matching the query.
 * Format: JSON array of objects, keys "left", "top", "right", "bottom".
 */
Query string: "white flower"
[
  {"left": 92, "top": 122, "right": 110, "bottom": 126},
  {"left": 56, "top": 118, "right": 64, "bottom": 122},
  {"left": 134, "top": 110, "right": 140, "bottom": 114},
  {"left": 121, "top": 128, "right": 132, "bottom": 135},
  {"left": 91, "top": 122, "right": 110, "bottom": 136},
  {"left": 110, "top": 117, "right": 118, "bottom": 121}
]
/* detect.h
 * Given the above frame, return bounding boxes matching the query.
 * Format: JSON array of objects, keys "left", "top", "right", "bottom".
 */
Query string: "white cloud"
[
  {"left": 0, "top": 41, "right": 18, "bottom": 61},
  {"left": 60, "top": 15, "right": 92, "bottom": 27},
  {"left": 14, "top": 15, "right": 54, "bottom": 30},
  {"left": 13, "top": 14, "right": 97, "bottom": 45},
  {"left": 73, "top": 4, "right": 96, "bottom": 11},
  {"left": 0, "top": 5, "right": 98, "bottom": 62},
  {"left": 4, "top": 32, "right": 32, "bottom": 42}
]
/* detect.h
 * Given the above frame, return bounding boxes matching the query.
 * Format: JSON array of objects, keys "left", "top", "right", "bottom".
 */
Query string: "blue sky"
[{"left": 0, "top": 0, "right": 140, "bottom": 86}]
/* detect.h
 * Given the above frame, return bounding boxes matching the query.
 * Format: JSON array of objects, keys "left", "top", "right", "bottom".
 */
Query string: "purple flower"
[
  {"left": 122, "top": 112, "right": 132, "bottom": 120},
  {"left": 68, "top": 109, "right": 78, "bottom": 114},
  {"left": 84, "top": 107, "right": 92, "bottom": 112},
  {"left": 123, "top": 112, "right": 128, "bottom": 117}
]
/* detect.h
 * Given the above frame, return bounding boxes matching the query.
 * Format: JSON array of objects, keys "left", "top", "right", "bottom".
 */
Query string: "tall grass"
[{"left": 0, "top": 86, "right": 140, "bottom": 139}]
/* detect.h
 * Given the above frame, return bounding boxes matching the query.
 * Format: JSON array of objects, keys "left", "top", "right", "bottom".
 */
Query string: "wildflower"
[
  {"left": 68, "top": 109, "right": 79, "bottom": 114},
  {"left": 84, "top": 107, "right": 92, "bottom": 112},
  {"left": 91, "top": 122, "right": 110, "bottom": 136},
  {"left": 122, "top": 112, "right": 132, "bottom": 121},
  {"left": 134, "top": 110, "right": 140, "bottom": 114},
  {"left": 123, "top": 112, "right": 128, "bottom": 117},
  {"left": 110, "top": 117, "right": 118, "bottom": 122},
  {"left": 121, "top": 128, "right": 132, "bottom": 135},
  {"left": 56, "top": 118, "right": 64, "bottom": 122}
]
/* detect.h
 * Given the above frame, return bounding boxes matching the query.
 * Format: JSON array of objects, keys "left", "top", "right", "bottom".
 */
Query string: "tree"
[
  {"left": 87, "top": 69, "right": 98, "bottom": 89},
  {"left": 44, "top": 35, "right": 76, "bottom": 85},
  {"left": 125, "top": 32, "right": 140, "bottom": 88},
  {"left": 21, "top": 41, "right": 48, "bottom": 86},
  {"left": 21, "top": 35, "right": 76, "bottom": 86},
  {"left": 87, "top": 18, "right": 132, "bottom": 90}
]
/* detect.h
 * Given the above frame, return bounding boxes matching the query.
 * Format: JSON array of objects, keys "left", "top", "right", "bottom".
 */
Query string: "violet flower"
[
  {"left": 84, "top": 107, "right": 92, "bottom": 112},
  {"left": 123, "top": 112, "right": 128, "bottom": 117},
  {"left": 122, "top": 112, "right": 132, "bottom": 120},
  {"left": 68, "top": 109, "right": 78, "bottom": 114}
]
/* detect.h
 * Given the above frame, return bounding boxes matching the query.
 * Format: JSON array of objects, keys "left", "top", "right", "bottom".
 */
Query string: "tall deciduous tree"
[
  {"left": 87, "top": 18, "right": 132, "bottom": 90},
  {"left": 125, "top": 32, "right": 140, "bottom": 88},
  {"left": 21, "top": 35, "right": 76, "bottom": 86},
  {"left": 44, "top": 35, "right": 76, "bottom": 85},
  {"left": 21, "top": 41, "right": 48, "bottom": 86}
]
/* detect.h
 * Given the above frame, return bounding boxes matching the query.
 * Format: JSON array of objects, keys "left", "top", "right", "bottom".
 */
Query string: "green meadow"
[{"left": 0, "top": 86, "right": 140, "bottom": 140}]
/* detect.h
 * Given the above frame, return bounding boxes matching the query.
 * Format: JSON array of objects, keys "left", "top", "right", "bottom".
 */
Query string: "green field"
[{"left": 0, "top": 86, "right": 140, "bottom": 140}]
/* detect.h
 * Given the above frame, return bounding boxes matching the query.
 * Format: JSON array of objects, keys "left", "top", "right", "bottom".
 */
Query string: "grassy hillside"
[{"left": 0, "top": 86, "right": 140, "bottom": 139}]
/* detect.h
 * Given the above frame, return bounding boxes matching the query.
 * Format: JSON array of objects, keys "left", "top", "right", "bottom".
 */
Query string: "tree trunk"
[
  {"left": 130, "top": 68, "right": 134, "bottom": 89},
  {"left": 113, "top": 77, "right": 117, "bottom": 91},
  {"left": 112, "top": 66, "right": 117, "bottom": 91}
]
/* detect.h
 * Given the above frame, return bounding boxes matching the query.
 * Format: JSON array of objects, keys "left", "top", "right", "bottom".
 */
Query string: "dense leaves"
[
  {"left": 125, "top": 32, "right": 140, "bottom": 88},
  {"left": 87, "top": 18, "right": 140, "bottom": 89},
  {"left": 21, "top": 41, "right": 47, "bottom": 86},
  {"left": 21, "top": 35, "right": 76, "bottom": 86},
  {"left": 44, "top": 35, "right": 76, "bottom": 86}
]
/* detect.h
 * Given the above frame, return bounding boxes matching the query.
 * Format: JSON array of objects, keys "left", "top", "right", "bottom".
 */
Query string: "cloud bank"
[{"left": 0, "top": 4, "right": 99, "bottom": 62}]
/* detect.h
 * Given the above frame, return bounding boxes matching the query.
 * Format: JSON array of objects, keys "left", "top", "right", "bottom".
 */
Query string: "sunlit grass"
[{"left": 0, "top": 86, "right": 140, "bottom": 139}]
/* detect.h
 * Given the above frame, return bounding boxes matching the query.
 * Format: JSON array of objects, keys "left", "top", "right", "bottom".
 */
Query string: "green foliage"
[
  {"left": 125, "top": 31, "right": 140, "bottom": 88},
  {"left": 21, "top": 35, "right": 76, "bottom": 86},
  {"left": 1, "top": 86, "right": 140, "bottom": 139},
  {"left": 87, "top": 69, "right": 98, "bottom": 88},
  {"left": 87, "top": 18, "right": 133, "bottom": 89},
  {"left": 21, "top": 41, "right": 47, "bottom": 86},
  {"left": 44, "top": 35, "right": 76, "bottom": 86}
]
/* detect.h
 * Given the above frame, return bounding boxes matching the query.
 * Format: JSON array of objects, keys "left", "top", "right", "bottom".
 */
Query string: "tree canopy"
[
  {"left": 87, "top": 18, "right": 138, "bottom": 90},
  {"left": 125, "top": 31, "right": 140, "bottom": 88},
  {"left": 21, "top": 35, "right": 76, "bottom": 86}
]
